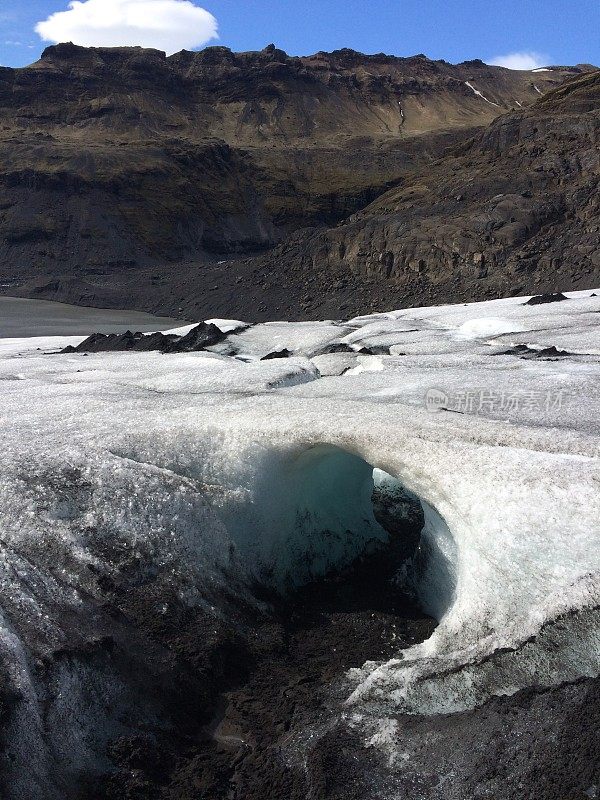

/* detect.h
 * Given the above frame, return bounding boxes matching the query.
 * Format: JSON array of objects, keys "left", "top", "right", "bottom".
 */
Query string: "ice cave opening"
[
  {"left": 219, "top": 443, "right": 458, "bottom": 624},
  {"left": 0, "top": 442, "right": 461, "bottom": 800}
]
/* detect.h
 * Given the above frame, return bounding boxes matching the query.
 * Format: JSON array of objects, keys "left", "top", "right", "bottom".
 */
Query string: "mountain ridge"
[{"left": 0, "top": 44, "right": 596, "bottom": 319}]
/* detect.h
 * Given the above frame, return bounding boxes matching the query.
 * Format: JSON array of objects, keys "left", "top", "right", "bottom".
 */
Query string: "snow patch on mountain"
[{"left": 465, "top": 81, "right": 499, "bottom": 106}]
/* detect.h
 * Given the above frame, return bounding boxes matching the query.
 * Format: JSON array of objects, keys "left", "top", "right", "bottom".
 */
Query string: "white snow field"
[{"left": 0, "top": 289, "right": 599, "bottom": 775}]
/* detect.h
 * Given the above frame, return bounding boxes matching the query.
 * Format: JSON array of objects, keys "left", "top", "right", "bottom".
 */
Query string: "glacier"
[{"left": 0, "top": 289, "right": 599, "bottom": 794}]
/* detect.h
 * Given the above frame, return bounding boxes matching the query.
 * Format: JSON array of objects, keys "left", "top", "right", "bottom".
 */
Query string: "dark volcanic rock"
[
  {"left": 318, "top": 342, "right": 357, "bottom": 355},
  {"left": 62, "top": 330, "right": 151, "bottom": 353},
  {"left": 501, "top": 344, "right": 534, "bottom": 355},
  {"left": 376, "top": 675, "right": 600, "bottom": 800},
  {"left": 525, "top": 292, "right": 569, "bottom": 305},
  {"left": 62, "top": 323, "right": 226, "bottom": 354},
  {"left": 498, "top": 343, "right": 574, "bottom": 359},
  {"left": 162, "top": 322, "right": 227, "bottom": 352},
  {"left": 260, "top": 348, "right": 293, "bottom": 360},
  {"left": 526, "top": 345, "right": 573, "bottom": 359},
  {"left": 358, "top": 345, "right": 390, "bottom": 355},
  {"left": 371, "top": 483, "right": 424, "bottom": 561}
]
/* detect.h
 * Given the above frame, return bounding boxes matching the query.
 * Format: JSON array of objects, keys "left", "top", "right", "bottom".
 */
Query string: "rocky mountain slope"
[
  {"left": 244, "top": 68, "right": 600, "bottom": 318},
  {"left": 0, "top": 43, "right": 595, "bottom": 318}
]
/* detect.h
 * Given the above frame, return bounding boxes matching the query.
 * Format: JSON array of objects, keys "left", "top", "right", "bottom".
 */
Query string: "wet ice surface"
[{"left": 0, "top": 289, "right": 599, "bottom": 781}]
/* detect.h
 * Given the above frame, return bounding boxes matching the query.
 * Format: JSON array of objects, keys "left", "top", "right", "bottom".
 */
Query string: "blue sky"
[{"left": 1, "top": 0, "right": 599, "bottom": 69}]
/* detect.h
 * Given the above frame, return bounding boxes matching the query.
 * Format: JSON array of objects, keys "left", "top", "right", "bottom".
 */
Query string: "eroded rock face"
[{"left": 250, "top": 71, "right": 600, "bottom": 316}]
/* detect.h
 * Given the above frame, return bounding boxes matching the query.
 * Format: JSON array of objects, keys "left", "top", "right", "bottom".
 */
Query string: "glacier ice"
[{"left": 0, "top": 288, "right": 599, "bottom": 782}]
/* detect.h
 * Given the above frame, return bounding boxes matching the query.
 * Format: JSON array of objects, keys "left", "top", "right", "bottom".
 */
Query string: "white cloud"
[
  {"left": 35, "top": 0, "right": 218, "bottom": 55},
  {"left": 488, "top": 51, "right": 551, "bottom": 70}
]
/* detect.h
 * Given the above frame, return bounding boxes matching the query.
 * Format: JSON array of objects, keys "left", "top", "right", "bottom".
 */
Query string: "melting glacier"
[{"left": 0, "top": 288, "right": 599, "bottom": 793}]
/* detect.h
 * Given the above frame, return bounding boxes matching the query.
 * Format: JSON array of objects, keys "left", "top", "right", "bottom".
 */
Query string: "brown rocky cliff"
[{"left": 245, "top": 70, "right": 600, "bottom": 317}]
